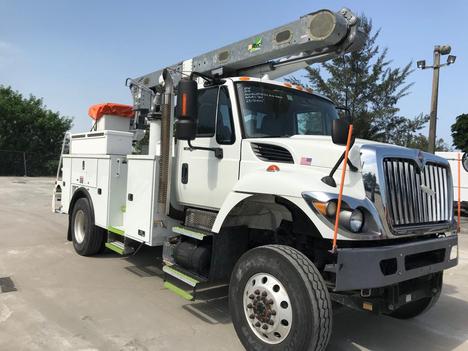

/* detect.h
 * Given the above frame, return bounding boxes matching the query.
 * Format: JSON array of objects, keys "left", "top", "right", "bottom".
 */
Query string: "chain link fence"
[{"left": 0, "top": 150, "right": 59, "bottom": 176}]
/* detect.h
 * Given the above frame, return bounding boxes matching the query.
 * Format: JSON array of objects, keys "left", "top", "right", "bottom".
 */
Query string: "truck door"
[{"left": 175, "top": 85, "right": 240, "bottom": 209}]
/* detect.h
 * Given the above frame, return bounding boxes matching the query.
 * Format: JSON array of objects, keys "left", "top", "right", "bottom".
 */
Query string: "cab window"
[
  {"left": 216, "top": 87, "right": 235, "bottom": 145},
  {"left": 196, "top": 87, "right": 218, "bottom": 137}
]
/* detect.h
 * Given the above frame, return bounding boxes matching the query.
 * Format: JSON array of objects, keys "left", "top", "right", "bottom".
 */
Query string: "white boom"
[{"left": 134, "top": 8, "right": 366, "bottom": 88}]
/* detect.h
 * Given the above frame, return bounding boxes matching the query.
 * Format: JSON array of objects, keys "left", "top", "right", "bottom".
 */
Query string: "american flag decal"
[{"left": 300, "top": 157, "right": 312, "bottom": 166}]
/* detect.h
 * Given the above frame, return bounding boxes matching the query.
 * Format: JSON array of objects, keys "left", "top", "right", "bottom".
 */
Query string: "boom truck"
[{"left": 53, "top": 8, "right": 459, "bottom": 351}]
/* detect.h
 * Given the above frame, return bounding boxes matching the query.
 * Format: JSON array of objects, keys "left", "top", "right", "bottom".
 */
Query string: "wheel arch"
[
  {"left": 209, "top": 193, "right": 326, "bottom": 282},
  {"left": 213, "top": 192, "right": 322, "bottom": 239}
]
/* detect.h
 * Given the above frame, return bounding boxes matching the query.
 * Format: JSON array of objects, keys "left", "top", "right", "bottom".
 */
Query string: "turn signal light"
[{"left": 266, "top": 165, "right": 280, "bottom": 172}]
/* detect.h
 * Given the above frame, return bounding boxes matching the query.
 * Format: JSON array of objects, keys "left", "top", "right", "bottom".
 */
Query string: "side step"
[
  {"left": 163, "top": 265, "right": 200, "bottom": 287},
  {"left": 163, "top": 281, "right": 194, "bottom": 301},
  {"left": 172, "top": 226, "right": 211, "bottom": 241},
  {"left": 105, "top": 241, "right": 134, "bottom": 255},
  {"left": 162, "top": 264, "right": 207, "bottom": 301}
]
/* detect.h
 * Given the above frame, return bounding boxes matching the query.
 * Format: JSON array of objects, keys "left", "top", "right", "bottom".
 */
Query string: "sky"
[{"left": 0, "top": 0, "right": 466, "bottom": 148}]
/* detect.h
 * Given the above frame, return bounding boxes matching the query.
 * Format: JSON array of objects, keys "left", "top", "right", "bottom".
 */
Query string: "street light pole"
[
  {"left": 417, "top": 45, "right": 456, "bottom": 154},
  {"left": 428, "top": 47, "right": 441, "bottom": 154}
]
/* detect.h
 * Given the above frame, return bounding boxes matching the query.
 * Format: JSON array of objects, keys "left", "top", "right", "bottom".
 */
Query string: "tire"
[
  {"left": 229, "top": 245, "right": 332, "bottom": 351},
  {"left": 388, "top": 273, "right": 442, "bottom": 319},
  {"left": 71, "top": 197, "right": 105, "bottom": 256}
]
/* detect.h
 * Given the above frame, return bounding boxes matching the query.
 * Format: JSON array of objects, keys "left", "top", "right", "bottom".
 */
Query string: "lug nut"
[
  {"left": 271, "top": 310, "right": 277, "bottom": 316},
  {"left": 247, "top": 303, "right": 253, "bottom": 309},
  {"left": 249, "top": 294, "right": 255, "bottom": 300},
  {"left": 262, "top": 291, "right": 268, "bottom": 297},
  {"left": 255, "top": 322, "right": 261, "bottom": 327},
  {"left": 267, "top": 299, "right": 274, "bottom": 305},
  {"left": 255, "top": 289, "right": 260, "bottom": 295},
  {"left": 249, "top": 314, "right": 255, "bottom": 319},
  {"left": 269, "top": 320, "right": 274, "bottom": 325},
  {"left": 262, "top": 324, "right": 269, "bottom": 330}
]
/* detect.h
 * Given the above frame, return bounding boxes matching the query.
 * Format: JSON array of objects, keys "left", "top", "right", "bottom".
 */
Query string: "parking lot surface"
[{"left": 0, "top": 177, "right": 467, "bottom": 351}]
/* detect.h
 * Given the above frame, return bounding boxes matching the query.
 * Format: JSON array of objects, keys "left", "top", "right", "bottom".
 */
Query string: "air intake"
[{"left": 251, "top": 143, "right": 294, "bottom": 163}]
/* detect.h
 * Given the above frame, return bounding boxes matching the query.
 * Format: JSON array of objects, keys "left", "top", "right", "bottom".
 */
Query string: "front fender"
[{"left": 212, "top": 168, "right": 360, "bottom": 240}]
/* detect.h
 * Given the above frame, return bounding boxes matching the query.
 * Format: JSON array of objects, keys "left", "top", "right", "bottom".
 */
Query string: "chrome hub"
[{"left": 243, "top": 273, "right": 292, "bottom": 344}]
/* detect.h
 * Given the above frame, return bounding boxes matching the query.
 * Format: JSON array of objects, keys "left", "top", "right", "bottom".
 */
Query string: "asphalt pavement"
[{"left": 0, "top": 177, "right": 467, "bottom": 351}]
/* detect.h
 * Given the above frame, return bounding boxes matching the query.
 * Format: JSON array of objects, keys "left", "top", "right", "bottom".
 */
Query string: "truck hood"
[{"left": 244, "top": 135, "right": 380, "bottom": 170}]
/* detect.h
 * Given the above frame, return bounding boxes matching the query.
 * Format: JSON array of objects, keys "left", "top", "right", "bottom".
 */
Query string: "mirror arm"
[
  {"left": 185, "top": 140, "right": 224, "bottom": 159},
  {"left": 321, "top": 150, "right": 358, "bottom": 187}
]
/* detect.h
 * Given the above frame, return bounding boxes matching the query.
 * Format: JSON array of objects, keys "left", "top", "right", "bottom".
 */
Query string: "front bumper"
[{"left": 325, "top": 235, "right": 458, "bottom": 291}]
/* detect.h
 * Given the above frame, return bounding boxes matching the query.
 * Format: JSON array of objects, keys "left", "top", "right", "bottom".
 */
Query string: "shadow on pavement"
[{"left": 328, "top": 289, "right": 468, "bottom": 351}]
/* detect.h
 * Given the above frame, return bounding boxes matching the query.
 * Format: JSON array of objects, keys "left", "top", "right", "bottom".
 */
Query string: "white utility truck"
[
  {"left": 436, "top": 151, "right": 468, "bottom": 215},
  {"left": 53, "top": 8, "right": 459, "bottom": 351}
]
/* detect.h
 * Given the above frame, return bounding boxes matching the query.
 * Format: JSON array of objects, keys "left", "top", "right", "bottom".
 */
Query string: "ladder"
[
  {"left": 52, "top": 132, "right": 71, "bottom": 213},
  {"left": 134, "top": 8, "right": 366, "bottom": 88}
]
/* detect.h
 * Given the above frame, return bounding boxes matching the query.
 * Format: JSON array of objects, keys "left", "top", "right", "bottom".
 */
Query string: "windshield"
[{"left": 236, "top": 82, "right": 339, "bottom": 138}]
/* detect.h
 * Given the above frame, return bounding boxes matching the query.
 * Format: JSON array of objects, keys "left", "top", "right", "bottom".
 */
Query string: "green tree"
[
  {"left": 405, "top": 134, "right": 450, "bottom": 152},
  {"left": 0, "top": 86, "right": 72, "bottom": 176},
  {"left": 451, "top": 113, "right": 468, "bottom": 152},
  {"left": 289, "top": 16, "right": 429, "bottom": 145}
]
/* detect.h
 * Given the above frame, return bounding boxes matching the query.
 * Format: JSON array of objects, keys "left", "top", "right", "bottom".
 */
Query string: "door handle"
[{"left": 181, "top": 163, "right": 188, "bottom": 184}]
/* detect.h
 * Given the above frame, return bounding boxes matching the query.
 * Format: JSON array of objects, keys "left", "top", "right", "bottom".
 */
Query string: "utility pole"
[
  {"left": 417, "top": 45, "right": 456, "bottom": 153},
  {"left": 428, "top": 48, "right": 441, "bottom": 154}
]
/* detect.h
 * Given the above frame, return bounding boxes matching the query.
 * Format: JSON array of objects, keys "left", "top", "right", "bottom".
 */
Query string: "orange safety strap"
[
  {"left": 332, "top": 124, "right": 354, "bottom": 251},
  {"left": 458, "top": 153, "right": 461, "bottom": 233}
]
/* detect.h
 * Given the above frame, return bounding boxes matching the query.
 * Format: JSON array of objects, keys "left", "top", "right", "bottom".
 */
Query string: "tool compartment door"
[{"left": 124, "top": 156, "right": 158, "bottom": 242}]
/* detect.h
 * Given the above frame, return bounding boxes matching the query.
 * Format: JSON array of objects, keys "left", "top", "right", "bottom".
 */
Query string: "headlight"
[
  {"left": 349, "top": 209, "right": 364, "bottom": 233},
  {"left": 338, "top": 208, "right": 364, "bottom": 233},
  {"left": 305, "top": 196, "right": 365, "bottom": 233}
]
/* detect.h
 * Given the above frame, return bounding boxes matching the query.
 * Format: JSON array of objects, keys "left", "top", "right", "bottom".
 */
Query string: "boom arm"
[{"left": 134, "top": 8, "right": 366, "bottom": 88}]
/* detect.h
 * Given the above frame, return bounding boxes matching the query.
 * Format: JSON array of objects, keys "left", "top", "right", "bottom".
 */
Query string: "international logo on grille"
[{"left": 420, "top": 184, "right": 436, "bottom": 197}]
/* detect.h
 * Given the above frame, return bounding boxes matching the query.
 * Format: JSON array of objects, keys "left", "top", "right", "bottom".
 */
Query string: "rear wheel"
[
  {"left": 229, "top": 245, "right": 332, "bottom": 351},
  {"left": 71, "top": 197, "right": 105, "bottom": 256}
]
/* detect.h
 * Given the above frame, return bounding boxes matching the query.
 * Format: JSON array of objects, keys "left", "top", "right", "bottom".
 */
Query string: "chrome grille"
[{"left": 383, "top": 158, "right": 451, "bottom": 226}]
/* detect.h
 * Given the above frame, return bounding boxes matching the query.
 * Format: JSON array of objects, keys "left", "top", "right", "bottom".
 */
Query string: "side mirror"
[
  {"left": 175, "top": 78, "right": 198, "bottom": 140},
  {"left": 332, "top": 119, "right": 353, "bottom": 145},
  {"left": 463, "top": 152, "right": 468, "bottom": 172},
  {"left": 336, "top": 106, "right": 352, "bottom": 123}
]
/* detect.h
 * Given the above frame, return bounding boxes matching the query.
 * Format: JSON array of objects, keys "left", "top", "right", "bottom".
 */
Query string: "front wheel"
[{"left": 229, "top": 245, "right": 332, "bottom": 351}]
